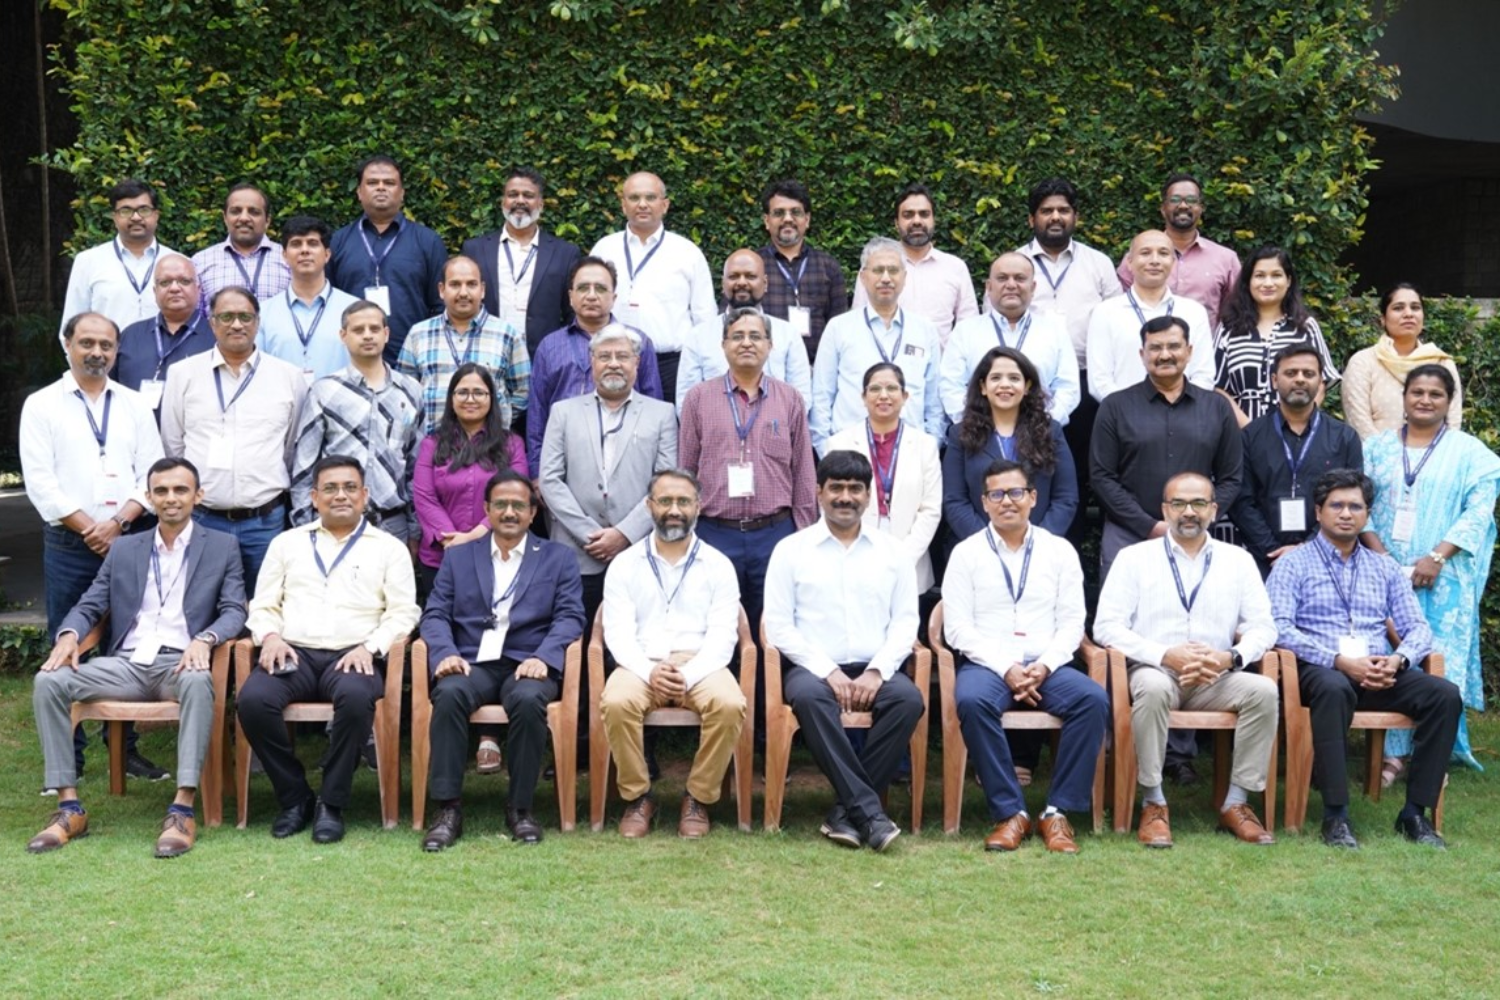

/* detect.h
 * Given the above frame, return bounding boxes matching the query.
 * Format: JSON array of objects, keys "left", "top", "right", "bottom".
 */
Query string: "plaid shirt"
[
  {"left": 189, "top": 237, "right": 292, "bottom": 303},
  {"left": 289, "top": 364, "right": 424, "bottom": 525},
  {"left": 395, "top": 306, "right": 530, "bottom": 434},
  {"left": 756, "top": 244, "right": 849, "bottom": 359}
]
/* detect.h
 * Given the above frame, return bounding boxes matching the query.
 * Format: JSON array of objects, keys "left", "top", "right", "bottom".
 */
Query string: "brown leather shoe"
[
  {"left": 155, "top": 812, "right": 196, "bottom": 858},
  {"left": 618, "top": 795, "right": 656, "bottom": 838},
  {"left": 1137, "top": 802, "right": 1173, "bottom": 849},
  {"left": 1037, "top": 813, "right": 1079, "bottom": 854},
  {"left": 28, "top": 809, "right": 88, "bottom": 854},
  {"left": 983, "top": 813, "right": 1032, "bottom": 852},
  {"left": 1219, "top": 803, "right": 1275, "bottom": 845},
  {"left": 678, "top": 794, "right": 711, "bottom": 839}
]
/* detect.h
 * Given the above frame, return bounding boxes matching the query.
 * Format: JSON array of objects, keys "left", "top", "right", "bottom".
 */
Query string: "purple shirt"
[{"left": 412, "top": 431, "right": 529, "bottom": 568}]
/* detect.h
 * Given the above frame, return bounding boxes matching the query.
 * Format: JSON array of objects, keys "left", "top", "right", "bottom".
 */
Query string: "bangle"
[{"left": 1429, "top": 551, "right": 1447, "bottom": 565}]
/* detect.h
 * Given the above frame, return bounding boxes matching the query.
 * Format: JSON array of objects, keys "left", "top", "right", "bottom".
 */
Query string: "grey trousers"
[
  {"left": 1127, "top": 663, "right": 1278, "bottom": 793},
  {"left": 34, "top": 650, "right": 214, "bottom": 790}
]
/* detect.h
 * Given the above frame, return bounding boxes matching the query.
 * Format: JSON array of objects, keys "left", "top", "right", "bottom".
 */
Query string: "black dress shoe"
[
  {"left": 861, "top": 812, "right": 901, "bottom": 853},
  {"left": 1163, "top": 760, "right": 1201, "bottom": 788},
  {"left": 271, "top": 797, "right": 316, "bottom": 838},
  {"left": 312, "top": 800, "right": 345, "bottom": 844},
  {"left": 423, "top": 804, "right": 463, "bottom": 852},
  {"left": 1320, "top": 815, "right": 1360, "bottom": 849},
  {"left": 507, "top": 807, "right": 543, "bottom": 845},
  {"left": 819, "top": 805, "right": 862, "bottom": 849},
  {"left": 1394, "top": 811, "right": 1446, "bottom": 848}
]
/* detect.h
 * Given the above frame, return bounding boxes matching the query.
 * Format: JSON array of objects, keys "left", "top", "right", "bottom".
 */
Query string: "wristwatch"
[
  {"left": 1393, "top": 653, "right": 1410, "bottom": 672},
  {"left": 193, "top": 631, "right": 218, "bottom": 646},
  {"left": 1230, "top": 651, "right": 1244, "bottom": 672},
  {"left": 112, "top": 514, "right": 132, "bottom": 533}
]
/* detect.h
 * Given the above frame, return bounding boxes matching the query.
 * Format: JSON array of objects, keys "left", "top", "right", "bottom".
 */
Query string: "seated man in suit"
[
  {"left": 600, "top": 469, "right": 744, "bottom": 838},
  {"left": 29, "top": 457, "right": 246, "bottom": 857},
  {"left": 237, "top": 455, "right": 419, "bottom": 844},
  {"left": 763, "top": 450, "right": 924, "bottom": 852},
  {"left": 1267, "top": 468, "right": 1461, "bottom": 849},
  {"left": 420, "top": 470, "right": 586, "bottom": 849},
  {"left": 943, "top": 459, "right": 1108, "bottom": 853}
]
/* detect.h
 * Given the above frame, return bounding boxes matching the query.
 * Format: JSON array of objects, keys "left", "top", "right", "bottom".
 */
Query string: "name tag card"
[
  {"left": 364, "top": 286, "right": 391, "bottom": 314},
  {"left": 1338, "top": 635, "right": 1369, "bottom": 660},
  {"left": 727, "top": 462, "right": 755, "bottom": 498},
  {"left": 129, "top": 636, "right": 162, "bottom": 665},
  {"left": 138, "top": 380, "right": 164, "bottom": 411},
  {"left": 206, "top": 433, "right": 234, "bottom": 471},
  {"left": 788, "top": 306, "right": 812, "bottom": 337},
  {"left": 94, "top": 473, "right": 123, "bottom": 508},
  {"left": 1392, "top": 503, "right": 1416, "bottom": 544},
  {"left": 1278, "top": 497, "right": 1306, "bottom": 534}
]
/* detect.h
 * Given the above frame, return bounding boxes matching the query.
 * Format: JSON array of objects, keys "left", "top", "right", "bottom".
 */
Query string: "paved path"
[{"left": 0, "top": 489, "right": 47, "bottom": 626}]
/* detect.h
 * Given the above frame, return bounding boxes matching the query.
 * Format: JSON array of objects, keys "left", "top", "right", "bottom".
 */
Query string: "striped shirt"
[
  {"left": 190, "top": 237, "right": 292, "bottom": 304},
  {"left": 395, "top": 306, "right": 530, "bottom": 434},
  {"left": 289, "top": 364, "right": 424, "bottom": 525}
]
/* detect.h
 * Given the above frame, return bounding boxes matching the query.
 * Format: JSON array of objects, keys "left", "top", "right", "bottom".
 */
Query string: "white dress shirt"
[
  {"left": 1093, "top": 535, "right": 1276, "bottom": 669},
  {"left": 851, "top": 245, "right": 978, "bottom": 346},
  {"left": 58, "top": 238, "right": 176, "bottom": 346},
  {"left": 676, "top": 312, "right": 812, "bottom": 415},
  {"left": 120, "top": 522, "right": 196, "bottom": 652},
  {"left": 1085, "top": 290, "right": 1213, "bottom": 401},
  {"left": 588, "top": 227, "right": 717, "bottom": 352},
  {"left": 602, "top": 533, "right": 740, "bottom": 690},
  {"left": 159, "top": 346, "right": 309, "bottom": 509},
  {"left": 940, "top": 309, "right": 1081, "bottom": 425},
  {"left": 943, "top": 524, "right": 1085, "bottom": 673},
  {"left": 763, "top": 520, "right": 918, "bottom": 680},
  {"left": 1016, "top": 238, "right": 1123, "bottom": 367},
  {"left": 258, "top": 282, "right": 359, "bottom": 379},
  {"left": 810, "top": 307, "right": 945, "bottom": 454},
  {"left": 19, "top": 373, "right": 163, "bottom": 525},
  {"left": 494, "top": 231, "right": 539, "bottom": 331}
]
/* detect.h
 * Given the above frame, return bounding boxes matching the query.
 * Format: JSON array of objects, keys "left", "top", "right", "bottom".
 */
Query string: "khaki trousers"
[
  {"left": 1128, "top": 664, "right": 1278, "bottom": 792},
  {"left": 600, "top": 661, "right": 746, "bottom": 803}
]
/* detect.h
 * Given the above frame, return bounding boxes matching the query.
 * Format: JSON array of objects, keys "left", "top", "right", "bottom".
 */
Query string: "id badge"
[
  {"left": 788, "top": 306, "right": 812, "bottom": 337},
  {"left": 138, "top": 379, "right": 164, "bottom": 411},
  {"left": 1277, "top": 497, "right": 1307, "bottom": 534},
  {"left": 129, "top": 637, "right": 162, "bottom": 666},
  {"left": 1338, "top": 634, "right": 1369, "bottom": 660},
  {"left": 727, "top": 462, "right": 755, "bottom": 498},
  {"left": 93, "top": 473, "right": 123, "bottom": 508},
  {"left": 206, "top": 433, "right": 234, "bottom": 471},
  {"left": 1392, "top": 502, "right": 1416, "bottom": 544},
  {"left": 477, "top": 627, "right": 507, "bottom": 663},
  {"left": 364, "top": 286, "right": 391, "bottom": 314}
]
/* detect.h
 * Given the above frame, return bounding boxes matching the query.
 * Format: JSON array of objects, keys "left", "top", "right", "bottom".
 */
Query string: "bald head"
[
  {"left": 722, "top": 249, "right": 768, "bottom": 308},
  {"left": 621, "top": 172, "right": 669, "bottom": 237},
  {"left": 985, "top": 252, "right": 1037, "bottom": 319},
  {"left": 1128, "top": 229, "right": 1176, "bottom": 290},
  {"left": 154, "top": 253, "right": 201, "bottom": 322}
]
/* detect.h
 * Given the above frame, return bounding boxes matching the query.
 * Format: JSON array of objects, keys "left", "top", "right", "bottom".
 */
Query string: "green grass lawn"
[{"left": 2, "top": 676, "right": 1497, "bottom": 999}]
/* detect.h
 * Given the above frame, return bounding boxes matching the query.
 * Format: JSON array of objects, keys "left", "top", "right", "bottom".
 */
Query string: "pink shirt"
[{"left": 411, "top": 432, "right": 528, "bottom": 568}]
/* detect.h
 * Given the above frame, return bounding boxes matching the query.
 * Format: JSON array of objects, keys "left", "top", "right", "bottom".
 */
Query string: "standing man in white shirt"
[
  {"left": 943, "top": 460, "right": 1107, "bottom": 853},
  {"left": 763, "top": 450, "right": 925, "bottom": 852},
  {"left": 812, "top": 237, "right": 944, "bottom": 454},
  {"left": 1092, "top": 472, "right": 1279, "bottom": 849},
  {"left": 852, "top": 182, "right": 978, "bottom": 346},
  {"left": 159, "top": 286, "right": 309, "bottom": 593},
  {"left": 589, "top": 171, "right": 717, "bottom": 405},
  {"left": 600, "top": 469, "right": 745, "bottom": 839},
  {"left": 941, "top": 252, "right": 1081, "bottom": 426},
  {"left": 258, "top": 216, "right": 359, "bottom": 381},
  {"left": 190, "top": 182, "right": 291, "bottom": 304},
  {"left": 59, "top": 179, "right": 177, "bottom": 346}
]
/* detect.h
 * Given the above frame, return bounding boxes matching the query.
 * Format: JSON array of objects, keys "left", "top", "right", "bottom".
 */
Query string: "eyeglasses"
[
  {"left": 1166, "top": 195, "right": 1203, "bottom": 206},
  {"left": 487, "top": 499, "right": 531, "bottom": 513},
  {"left": 865, "top": 384, "right": 905, "bottom": 397},
  {"left": 865, "top": 266, "right": 902, "bottom": 278},
  {"left": 453, "top": 388, "right": 490, "bottom": 400},
  {"left": 725, "top": 332, "right": 768, "bottom": 344},
  {"left": 112, "top": 206, "right": 158, "bottom": 219},
  {"left": 591, "top": 350, "right": 636, "bottom": 363},
  {"left": 768, "top": 208, "right": 807, "bottom": 220},
  {"left": 317, "top": 483, "right": 363, "bottom": 496},
  {"left": 156, "top": 277, "right": 195, "bottom": 288},
  {"left": 650, "top": 496, "right": 698, "bottom": 509},
  {"left": 1166, "top": 499, "right": 1214, "bottom": 512},
  {"left": 572, "top": 282, "right": 611, "bottom": 295},
  {"left": 984, "top": 488, "right": 1033, "bottom": 503},
  {"left": 1324, "top": 501, "right": 1367, "bottom": 514},
  {"left": 211, "top": 312, "right": 256, "bottom": 326}
]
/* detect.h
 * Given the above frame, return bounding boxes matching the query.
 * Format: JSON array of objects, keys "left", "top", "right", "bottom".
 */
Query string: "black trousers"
[
  {"left": 1298, "top": 661, "right": 1462, "bottom": 809},
  {"left": 428, "top": 658, "right": 560, "bottom": 810},
  {"left": 784, "top": 663, "right": 924, "bottom": 826},
  {"left": 237, "top": 645, "right": 384, "bottom": 811}
]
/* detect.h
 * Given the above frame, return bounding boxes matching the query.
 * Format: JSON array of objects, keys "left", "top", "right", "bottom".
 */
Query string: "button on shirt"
[
  {"left": 259, "top": 283, "right": 360, "bottom": 379},
  {"left": 120, "top": 522, "right": 196, "bottom": 653},
  {"left": 762, "top": 521, "right": 919, "bottom": 680},
  {"left": 602, "top": 534, "right": 740, "bottom": 690},
  {"left": 19, "top": 373, "right": 163, "bottom": 525},
  {"left": 588, "top": 228, "right": 717, "bottom": 353},
  {"left": 490, "top": 536, "right": 525, "bottom": 620},
  {"left": 190, "top": 237, "right": 292, "bottom": 304},
  {"left": 397, "top": 306, "right": 531, "bottom": 435},
  {"left": 159, "top": 347, "right": 309, "bottom": 510},
  {"left": 1095, "top": 536, "right": 1276, "bottom": 669},
  {"left": 810, "top": 308, "right": 944, "bottom": 454},
  {"left": 676, "top": 312, "right": 812, "bottom": 416},
  {"left": 246, "top": 519, "right": 419, "bottom": 654},
  {"left": 58, "top": 238, "right": 176, "bottom": 346},
  {"left": 1085, "top": 291, "right": 1214, "bottom": 401},
  {"left": 943, "top": 524, "right": 1085, "bottom": 673},
  {"left": 851, "top": 246, "right": 978, "bottom": 346},
  {"left": 941, "top": 309, "right": 1081, "bottom": 425},
  {"left": 1017, "top": 238, "right": 1123, "bottom": 367},
  {"left": 1117, "top": 233, "right": 1241, "bottom": 332}
]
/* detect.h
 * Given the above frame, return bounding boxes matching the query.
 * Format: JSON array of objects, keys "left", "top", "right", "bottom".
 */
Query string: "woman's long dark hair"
[
  {"left": 1219, "top": 245, "right": 1312, "bottom": 338},
  {"left": 957, "top": 346, "right": 1055, "bottom": 473},
  {"left": 433, "top": 363, "right": 512, "bottom": 472}
]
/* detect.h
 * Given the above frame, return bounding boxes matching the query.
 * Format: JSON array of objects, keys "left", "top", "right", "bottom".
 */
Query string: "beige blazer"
[{"left": 826, "top": 420, "right": 942, "bottom": 590}]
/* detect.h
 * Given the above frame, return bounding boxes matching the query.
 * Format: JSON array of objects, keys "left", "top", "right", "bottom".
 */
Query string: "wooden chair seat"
[
  {"left": 588, "top": 606, "right": 757, "bottom": 832},
  {"left": 928, "top": 601, "right": 1105, "bottom": 835},
  {"left": 761, "top": 622, "right": 930, "bottom": 833},
  {"left": 233, "top": 637, "right": 406, "bottom": 830},
  {"left": 410, "top": 636, "right": 580, "bottom": 831}
]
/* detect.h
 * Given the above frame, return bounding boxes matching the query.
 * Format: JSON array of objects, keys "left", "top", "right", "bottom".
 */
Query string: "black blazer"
[{"left": 461, "top": 229, "right": 583, "bottom": 357}]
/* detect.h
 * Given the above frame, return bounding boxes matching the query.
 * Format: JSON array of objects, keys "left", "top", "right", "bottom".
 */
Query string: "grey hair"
[
  {"left": 589, "top": 322, "right": 642, "bottom": 355},
  {"left": 721, "top": 306, "right": 770, "bottom": 339},
  {"left": 860, "top": 236, "right": 904, "bottom": 269}
]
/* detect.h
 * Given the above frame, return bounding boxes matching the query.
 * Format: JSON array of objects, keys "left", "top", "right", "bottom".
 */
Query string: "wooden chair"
[
  {"left": 70, "top": 621, "right": 232, "bottom": 827},
  {"left": 233, "top": 637, "right": 407, "bottom": 830},
  {"left": 410, "top": 635, "right": 580, "bottom": 831},
  {"left": 588, "top": 606, "right": 758, "bottom": 832},
  {"left": 761, "top": 621, "right": 930, "bottom": 833},
  {"left": 1280, "top": 651, "right": 1447, "bottom": 834},
  {"left": 1108, "top": 646, "right": 1288, "bottom": 834},
  {"left": 928, "top": 602, "right": 1106, "bottom": 835}
]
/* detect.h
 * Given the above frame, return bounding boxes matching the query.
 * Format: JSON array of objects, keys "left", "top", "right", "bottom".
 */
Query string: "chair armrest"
[
  {"left": 1254, "top": 650, "right": 1280, "bottom": 684},
  {"left": 735, "top": 606, "right": 757, "bottom": 703},
  {"left": 561, "top": 636, "right": 582, "bottom": 712},
  {"left": 383, "top": 637, "right": 408, "bottom": 705},
  {"left": 1421, "top": 652, "right": 1444, "bottom": 679},
  {"left": 1078, "top": 637, "right": 1108, "bottom": 687},
  {"left": 77, "top": 616, "right": 109, "bottom": 656},
  {"left": 760, "top": 619, "right": 785, "bottom": 710},
  {"left": 587, "top": 605, "right": 606, "bottom": 699},
  {"left": 907, "top": 642, "right": 931, "bottom": 707},
  {"left": 232, "top": 637, "right": 254, "bottom": 690}
]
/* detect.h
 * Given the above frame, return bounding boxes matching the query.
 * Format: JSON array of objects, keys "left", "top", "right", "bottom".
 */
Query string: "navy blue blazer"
[
  {"left": 941, "top": 419, "right": 1078, "bottom": 543},
  {"left": 420, "top": 531, "right": 585, "bottom": 676},
  {"left": 461, "top": 230, "right": 583, "bottom": 358},
  {"left": 59, "top": 526, "right": 247, "bottom": 652}
]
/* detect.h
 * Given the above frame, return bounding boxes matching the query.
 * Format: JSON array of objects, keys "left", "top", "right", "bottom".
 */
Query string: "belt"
[
  {"left": 370, "top": 503, "right": 409, "bottom": 520},
  {"left": 701, "top": 508, "right": 792, "bottom": 532},
  {"left": 202, "top": 493, "right": 288, "bottom": 522}
]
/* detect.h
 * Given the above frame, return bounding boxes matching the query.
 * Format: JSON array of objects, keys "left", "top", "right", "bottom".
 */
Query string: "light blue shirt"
[
  {"left": 810, "top": 307, "right": 943, "bottom": 454},
  {"left": 676, "top": 312, "right": 812, "bottom": 417},
  {"left": 259, "top": 282, "right": 360, "bottom": 379},
  {"left": 940, "top": 309, "right": 1080, "bottom": 425}
]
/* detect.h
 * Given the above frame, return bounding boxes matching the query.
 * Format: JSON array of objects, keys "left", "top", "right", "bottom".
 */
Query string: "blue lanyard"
[
  {"left": 623, "top": 234, "right": 663, "bottom": 283},
  {"left": 1125, "top": 289, "right": 1172, "bottom": 329},
  {"left": 231, "top": 248, "right": 266, "bottom": 293},
  {"left": 443, "top": 320, "right": 477, "bottom": 369},
  {"left": 113, "top": 240, "right": 156, "bottom": 296},
  {"left": 504, "top": 241, "right": 537, "bottom": 286},
  {"left": 1273, "top": 411, "right": 1321, "bottom": 497},
  {"left": 1400, "top": 424, "right": 1446, "bottom": 489},
  {"left": 597, "top": 398, "right": 630, "bottom": 472},
  {"left": 724, "top": 375, "right": 762, "bottom": 443},
  {"left": 309, "top": 519, "right": 367, "bottom": 579},
  {"left": 865, "top": 419, "right": 903, "bottom": 511},
  {"left": 863, "top": 308, "right": 904, "bottom": 364},
  {"left": 985, "top": 527, "right": 1034, "bottom": 606},
  {"left": 994, "top": 433, "right": 1017, "bottom": 461},
  {"left": 646, "top": 538, "right": 701, "bottom": 608},
  {"left": 775, "top": 255, "right": 809, "bottom": 303},
  {"left": 1164, "top": 536, "right": 1211, "bottom": 615},
  {"left": 150, "top": 541, "right": 189, "bottom": 608},
  {"left": 73, "top": 388, "right": 112, "bottom": 456},
  {"left": 490, "top": 553, "right": 524, "bottom": 619},
  {"left": 288, "top": 290, "right": 329, "bottom": 350},
  {"left": 1034, "top": 254, "right": 1071, "bottom": 294},
  {"left": 213, "top": 361, "right": 258, "bottom": 414},
  {"left": 152, "top": 316, "right": 198, "bottom": 377},
  {"left": 990, "top": 313, "right": 1031, "bottom": 352},
  {"left": 357, "top": 221, "right": 401, "bottom": 284},
  {"left": 1314, "top": 538, "right": 1361, "bottom": 630}
]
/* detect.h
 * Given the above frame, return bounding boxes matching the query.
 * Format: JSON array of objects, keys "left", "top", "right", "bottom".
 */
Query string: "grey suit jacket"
[
  {"left": 58, "top": 525, "right": 248, "bottom": 653},
  {"left": 538, "top": 391, "right": 677, "bottom": 576}
]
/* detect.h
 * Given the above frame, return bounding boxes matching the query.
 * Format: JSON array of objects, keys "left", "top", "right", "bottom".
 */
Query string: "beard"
[
  {"left": 655, "top": 519, "right": 691, "bottom": 542},
  {"left": 506, "top": 208, "right": 539, "bottom": 230}
]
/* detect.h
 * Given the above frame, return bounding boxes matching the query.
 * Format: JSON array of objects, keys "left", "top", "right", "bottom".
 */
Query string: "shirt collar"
[
  {"left": 360, "top": 214, "right": 405, "bottom": 236},
  {"left": 491, "top": 534, "right": 527, "bottom": 563},
  {"left": 290, "top": 281, "right": 333, "bottom": 307},
  {"left": 625, "top": 226, "right": 664, "bottom": 249},
  {"left": 154, "top": 520, "right": 194, "bottom": 554},
  {"left": 210, "top": 346, "right": 259, "bottom": 372},
  {"left": 113, "top": 236, "right": 160, "bottom": 259},
  {"left": 987, "top": 522, "right": 1033, "bottom": 554},
  {"left": 1167, "top": 535, "right": 1213, "bottom": 564},
  {"left": 444, "top": 307, "right": 491, "bottom": 335},
  {"left": 649, "top": 531, "right": 698, "bottom": 565},
  {"left": 60, "top": 370, "right": 119, "bottom": 396},
  {"left": 1025, "top": 238, "right": 1074, "bottom": 263},
  {"left": 221, "top": 236, "right": 276, "bottom": 257},
  {"left": 311, "top": 517, "right": 367, "bottom": 543},
  {"left": 810, "top": 517, "right": 869, "bottom": 549}
]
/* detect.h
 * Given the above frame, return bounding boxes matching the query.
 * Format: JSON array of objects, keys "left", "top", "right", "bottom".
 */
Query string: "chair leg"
[
  {"left": 1264, "top": 724, "right": 1278, "bottom": 833},
  {"left": 942, "top": 735, "right": 967, "bottom": 835},
  {"left": 108, "top": 720, "right": 128, "bottom": 796},
  {"left": 732, "top": 722, "right": 753, "bottom": 832},
  {"left": 235, "top": 718, "right": 252, "bottom": 829},
  {"left": 409, "top": 702, "right": 430, "bottom": 831},
  {"left": 375, "top": 699, "right": 399, "bottom": 830},
  {"left": 1364, "top": 729, "right": 1387, "bottom": 803},
  {"left": 908, "top": 724, "right": 927, "bottom": 835},
  {"left": 588, "top": 729, "right": 610, "bottom": 832},
  {"left": 204, "top": 709, "right": 224, "bottom": 829},
  {"left": 550, "top": 709, "right": 577, "bottom": 833},
  {"left": 1113, "top": 716, "right": 1137, "bottom": 834},
  {"left": 763, "top": 715, "right": 793, "bottom": 832},
  {"left": 1091, "top": 742, "right": 1106, "bottom": 835},
  {"left": 1283, "top": 708, "right": 1313, "bottom": 834},
  {"left": 1212, "top": 730, "right": 1231, "bottom": 811}
]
